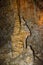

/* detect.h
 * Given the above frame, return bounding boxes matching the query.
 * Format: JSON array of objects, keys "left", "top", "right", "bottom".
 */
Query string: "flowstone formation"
[
  {"left": 0, "top": 0, "right": 43, "bottom": 65},
  {"left": 0, "top": 0, "right": 33, "bottom": 65}
]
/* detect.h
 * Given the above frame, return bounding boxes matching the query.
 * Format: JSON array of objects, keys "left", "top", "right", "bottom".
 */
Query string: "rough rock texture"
[{"left": 0, "top": 0, "right": 43, "bottom": 65}]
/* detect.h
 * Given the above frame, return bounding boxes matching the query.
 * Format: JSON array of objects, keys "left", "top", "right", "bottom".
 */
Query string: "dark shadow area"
[
  {"left": 0, "top": 0, "right": 15, "bottom": 64},
  {"left": 33, "top": 0, "right": 43, "bottom": 11},
  {"left": 0, "top": 0, "right": 14, "bottom": 47}
]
